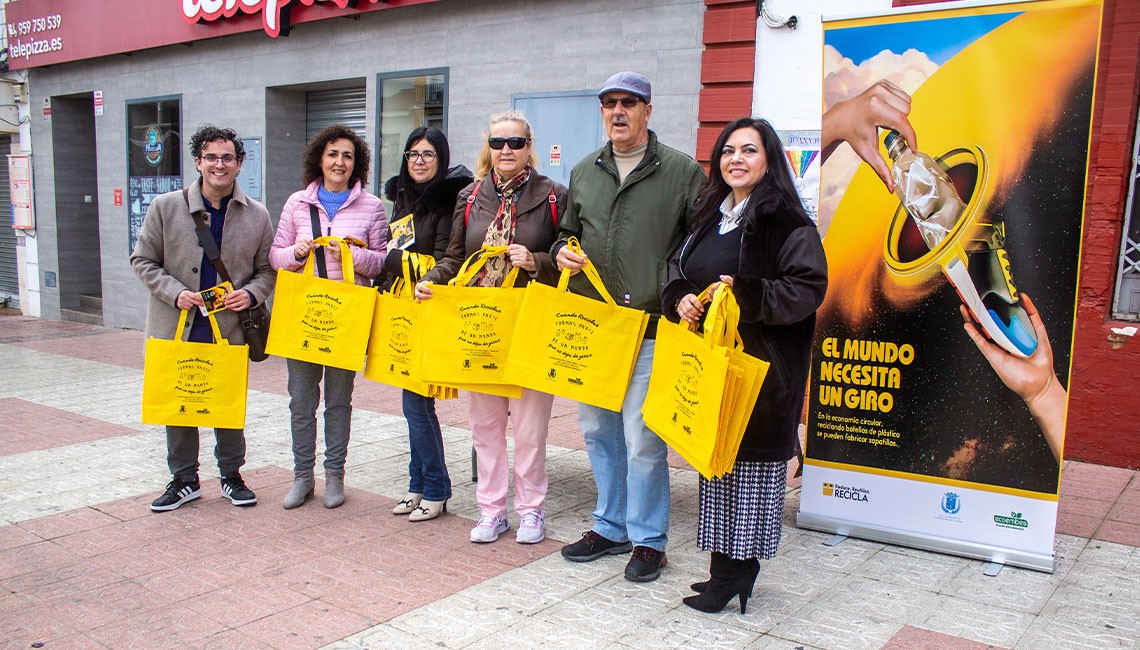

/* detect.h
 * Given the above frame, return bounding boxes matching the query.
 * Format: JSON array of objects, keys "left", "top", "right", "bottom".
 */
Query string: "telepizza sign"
[
  {"left": 182, "top": 0, "right": 396, "bottom": 38},
  {"left": 3, "top": 0, "right": 438, "bottom": 70}
]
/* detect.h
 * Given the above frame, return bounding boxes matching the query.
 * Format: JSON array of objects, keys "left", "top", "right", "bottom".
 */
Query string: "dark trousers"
[{"left": 165, "top": 426, "right": 246, "bottom": 480}]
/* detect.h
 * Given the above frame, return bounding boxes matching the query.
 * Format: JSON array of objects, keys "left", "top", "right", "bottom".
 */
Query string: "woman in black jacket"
[
  {"left": 381, "top": 126, "right": 473, "bottom": 522},
  {"left": 661, "top": 117, "right": 827, "bottom": 614}
]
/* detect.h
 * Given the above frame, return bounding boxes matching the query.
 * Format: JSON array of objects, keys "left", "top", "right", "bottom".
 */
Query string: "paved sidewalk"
[{"left": 1, "top": 312, "right": 1138, "bottom": 649}]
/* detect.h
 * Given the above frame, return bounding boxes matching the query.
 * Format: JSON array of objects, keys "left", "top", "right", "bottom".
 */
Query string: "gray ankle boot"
[
  {"left": 283, "top": 471, "right": 314, "bottom": 510},
  {"left": 323, "top": 470, "right": 345, "bottom": 509}
]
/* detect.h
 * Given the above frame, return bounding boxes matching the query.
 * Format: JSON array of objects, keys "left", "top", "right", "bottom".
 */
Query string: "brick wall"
[{"left": 698, "top": 0, "right": 756, "bottom": 165}]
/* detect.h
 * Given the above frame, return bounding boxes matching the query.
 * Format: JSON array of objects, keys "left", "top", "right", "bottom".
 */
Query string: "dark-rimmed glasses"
[
  {"left": 404, "top": 150, "right": 437, "bottom": 162},
  {"left": 600, "top": 97, "right": 643, "bottom": 109},
  {"left": 488, "top": 137, "right": 530, "bottom": 151},
  {"left": 200, "top": 154, "right": 238, "bottom": 165}
]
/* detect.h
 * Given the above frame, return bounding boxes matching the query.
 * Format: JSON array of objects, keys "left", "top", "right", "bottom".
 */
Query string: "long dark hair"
[
  {"left": 691, "top": 117, "right": 807, "bottom": 230},
  {"left": 397, "top": 126, "right": 451, "bottom": 191},
  {"left": 302, "top": 124, "right": 371, "bottom": 187}
]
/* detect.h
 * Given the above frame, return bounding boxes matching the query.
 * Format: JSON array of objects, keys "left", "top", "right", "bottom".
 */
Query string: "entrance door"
[
  {"left": 50, "top": 94, "right": 101, "bottom": 323},
  {"left": 513, "top": 92, "right": 604, "bottom": 187}
]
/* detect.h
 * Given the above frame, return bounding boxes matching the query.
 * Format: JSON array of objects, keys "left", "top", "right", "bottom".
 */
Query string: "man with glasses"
[
  {"left": 132, "top": 124, "right": 276, "bottom": 512},
  {"left": 554, "top": 71, "right": 705, "bottom": 582}
]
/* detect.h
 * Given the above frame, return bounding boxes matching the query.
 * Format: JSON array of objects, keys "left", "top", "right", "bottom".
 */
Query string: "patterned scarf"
[{"left": 477, "top": 166, "right": 531, "bottom": 287}]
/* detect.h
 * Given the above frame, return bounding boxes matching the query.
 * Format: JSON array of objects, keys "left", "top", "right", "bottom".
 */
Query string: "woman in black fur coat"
[{"left": 381, "top": 126, "right": 473, "bottom": 521}]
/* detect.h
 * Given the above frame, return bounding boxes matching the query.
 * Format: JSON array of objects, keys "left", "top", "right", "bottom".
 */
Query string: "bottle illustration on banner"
[
  {"left": 885, "top": 130, "right": 966, "bottom": 250},
  {"left": 883, "top": 129, "right": 1038, "bottom": 359}
]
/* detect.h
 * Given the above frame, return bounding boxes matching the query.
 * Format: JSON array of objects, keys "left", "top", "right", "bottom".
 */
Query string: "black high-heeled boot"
[
  {"left": 683, "top": 555, "right": 759, "bottom": 614},
  {"left": 689, "top": 552, "right": 718, "bottom": 593}
]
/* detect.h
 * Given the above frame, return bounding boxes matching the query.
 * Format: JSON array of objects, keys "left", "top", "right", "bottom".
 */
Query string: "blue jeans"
[
  {"left": 579, "top": 339, "right": 669, "bottom": 551},
  {"left": 403, "top": 389, "right": 452, "bottom": 501}
]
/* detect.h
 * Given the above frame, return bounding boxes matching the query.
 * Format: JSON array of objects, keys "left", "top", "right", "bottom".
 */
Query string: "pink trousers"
[{"left": 467, "top": 388, "right": 554, "bottom": 518}]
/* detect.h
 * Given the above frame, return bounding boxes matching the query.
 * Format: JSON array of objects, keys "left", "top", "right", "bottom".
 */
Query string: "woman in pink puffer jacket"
[{"left": 269, "top": 124, "right": 388, "bottom": 510}]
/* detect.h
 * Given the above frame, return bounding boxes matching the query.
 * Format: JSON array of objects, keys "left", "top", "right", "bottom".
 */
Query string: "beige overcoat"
[{"left": 130, "top": 179, "right": 275, "bottom": 342}]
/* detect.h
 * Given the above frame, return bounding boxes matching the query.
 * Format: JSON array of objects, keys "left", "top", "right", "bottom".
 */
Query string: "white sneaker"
[
  {"left": 470, "top": 514, "right": 509, "bottom": 543},
  {"left": 516, "top": 510, "right": 545, "bottom": 544}
]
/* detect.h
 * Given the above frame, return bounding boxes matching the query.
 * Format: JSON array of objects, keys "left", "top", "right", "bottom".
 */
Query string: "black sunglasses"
[
  {"left": 488, "top": 137, "right": 530, "bottom": 150},
  {"left": 600, "top": 97, "right": 643, "bottom": 109}
]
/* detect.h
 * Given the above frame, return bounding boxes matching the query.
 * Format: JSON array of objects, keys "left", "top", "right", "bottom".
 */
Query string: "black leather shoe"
[
  {"left": 624, "top": 546, "right": 667, "bottom": 582},
  {"left": 561, "top": 531, "right": 632, "bottom": 562}
]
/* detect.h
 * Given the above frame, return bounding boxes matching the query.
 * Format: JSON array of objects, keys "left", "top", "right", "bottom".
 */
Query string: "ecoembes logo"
[
  {"left": 994, "top": 511, "right": 1029, "bottom": 530},
  {"left": 183, "top": 0, "right": 386, "bottom": 38},
  {"left": 822, "top": 482, "right": 869, "bottom": 502}
]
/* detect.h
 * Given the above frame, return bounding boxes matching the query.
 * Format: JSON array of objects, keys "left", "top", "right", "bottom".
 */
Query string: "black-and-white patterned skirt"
[{"left": 696, "top": 460, "right": 787, "bottom": 560}]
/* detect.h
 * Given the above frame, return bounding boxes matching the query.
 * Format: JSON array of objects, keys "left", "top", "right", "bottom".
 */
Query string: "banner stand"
[{"left": 796, "top": 512, "right": 1055, "bottom": 573}]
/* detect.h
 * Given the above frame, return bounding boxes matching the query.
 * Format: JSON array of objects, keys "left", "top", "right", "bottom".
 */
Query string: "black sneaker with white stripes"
[
  {"left": 150, "top": 476, "right": 202, "bottom": 512},
  {"left": 220, "top": 473, "right": 257, "bottom": 507}
]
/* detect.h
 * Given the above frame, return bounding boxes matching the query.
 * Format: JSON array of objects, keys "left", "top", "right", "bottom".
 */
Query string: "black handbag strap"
[
  {"left": 184, "top": 188, "right": 233, "bottom": 284},
  {"left": 309, "top": 204, "right": 328, "bottom": 279}
]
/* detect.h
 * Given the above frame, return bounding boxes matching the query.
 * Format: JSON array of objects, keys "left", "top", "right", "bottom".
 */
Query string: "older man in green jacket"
[{"left": 554, "top": 71, "right": 705, "bottom": 582}]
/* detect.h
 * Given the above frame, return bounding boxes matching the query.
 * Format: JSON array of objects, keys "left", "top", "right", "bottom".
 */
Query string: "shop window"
[
  {"left": 126, "top": 96, "right": 181, "bottom": 253},
  {"left": 377, "top": 69, "right": 447, "bottom": 190},
  {"left": 1114, "top": 107, "right": 1140, "bottom": 320}
]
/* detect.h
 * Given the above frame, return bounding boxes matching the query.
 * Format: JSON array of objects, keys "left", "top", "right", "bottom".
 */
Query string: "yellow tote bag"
[
  {"left": 504, "top": 238, "right": 649, "bottom": 411},
  {"left": 643, "top": 284, "right": 769, "bottom": 478},
  {"left": 142, "top": 309, "right": 249, "bottom": 429},
  {"left": 420, "top": 246, "right": 524, "bottom": 396},
  {"left": 265, "top": 235, "right": 376, "bottom": 371},
  {"left": 363, "top": 253, "right": 457, "bottom": 399},
  {"left": 642, "top": 317, "right": 731, "bottom": 477}
]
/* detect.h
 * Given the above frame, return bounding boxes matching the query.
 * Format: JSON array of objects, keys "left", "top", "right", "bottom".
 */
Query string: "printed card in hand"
[
  {"left": 198, "top": 281, "right": 234, "bottom": 316},
  {"left": 389, "top": 213, "right": 415, "bottom": 250}
]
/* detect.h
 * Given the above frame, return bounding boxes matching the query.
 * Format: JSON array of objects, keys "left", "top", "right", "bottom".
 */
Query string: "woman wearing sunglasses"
[
  {"left": 269, "top": 124, "right": 389, "bottom": 510},
  {"left": 380, "top": 126, "right": 473, "bottom": 522},
  {"left": 415, "top": 111, "right": 567, "bottom": 542}
]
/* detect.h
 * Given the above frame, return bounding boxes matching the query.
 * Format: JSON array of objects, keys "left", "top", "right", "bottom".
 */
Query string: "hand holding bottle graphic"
[{"left": 821, "top": 80, "right": 918, "bottom": 193}]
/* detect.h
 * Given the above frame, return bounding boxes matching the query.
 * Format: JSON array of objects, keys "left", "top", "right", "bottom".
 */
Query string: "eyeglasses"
[
  {"left": 600, "top": 97, "right": 643, "bottom": 109},
  {"left": 404, "top": 150, "right": 437, "bottom": 162},
  {"left": 200, "top": 154, "right": 238, "bottom": 165},
  {"left": 487, "top": 137, "right": 530, "bottom": 151}
]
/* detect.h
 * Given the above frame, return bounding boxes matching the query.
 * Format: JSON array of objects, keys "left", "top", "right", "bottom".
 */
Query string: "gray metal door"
[
  {"left": 306, "top": 87, "right": 367, "bottom": 141},
  {"left": 0, "top": 135, "right": 18, "bottom": 307},
  {"left": 513, "top": 92, "right": 604, "bottom": 187}
]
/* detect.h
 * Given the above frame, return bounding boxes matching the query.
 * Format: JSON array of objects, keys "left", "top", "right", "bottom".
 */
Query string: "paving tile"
[
  {"left": 941, "top": 561, "right": 1063, "bottom": 614},
  {"left": 85, "top": 605, "right": 229, "bottom": 649},
  {"left": 386, "top": 592, "right": 527, "bottom": 649},
  {"left": 615, "top": 610, "right": 764, "bottom": 648},
  {"left": 883, "top": 625, "right": 1006, "bottom": 649},
  {"left": 910, "top": 594, "right": 1037, "bottom": 648},
  {"left": 769, "top": 601, "right": 902, "bottom": 649},
  {"left": 0, "top": 522, "right": 43, "bottom": 550},
  {"left": 236, "top": 601, "right": 375, "bottom": 650},
  {"left": 1096, "top": 519, "right": 1140, "bottom": 547},
  {"left": 186, "top": 576, "right": 314, "bottom": 627},
  {"left": 1014, "top": 615, "right": 1138, "bottom": 650},
  {"left": 0, "top": 398, "right": 139, "bottom": 457},
  {"left": 850, "top": 545, "right": 970, "bottom": 593},
  {"left": 1077, "top": 539, "right": 1139, "bottom": 571}
]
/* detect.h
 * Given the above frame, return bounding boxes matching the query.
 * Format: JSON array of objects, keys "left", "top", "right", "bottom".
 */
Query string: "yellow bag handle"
[
  {"left": 691, "top": 282, "right": 742, "bottom": 349},
  {"left": 448, "top": 245, "right": 521, "bottom": 288},
  {"left": 174, "top": 308, "right": 227, "bottom": 345},
  {"left": 391, "top": 251, "right": 436, "bottom": 299},
  {"left": 302, "top": 235, "right": 356, "bottom": 284},
  {"left": 555, "top": 237, "right": 617, "bottom": 306}
]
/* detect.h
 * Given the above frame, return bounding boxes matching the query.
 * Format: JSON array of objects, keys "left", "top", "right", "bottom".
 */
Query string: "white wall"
[{"left": 753, "top": 0, "right": 893, "bottom": 129}]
